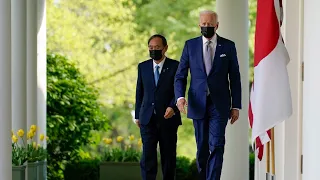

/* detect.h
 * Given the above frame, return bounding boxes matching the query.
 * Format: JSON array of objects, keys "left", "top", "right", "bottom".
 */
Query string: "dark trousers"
[
  {"left": 140, "top": 114, "right": 178, "bottom": 180},
  {"left": 193, "top": 97, "right": 228, "bottom": 180}
]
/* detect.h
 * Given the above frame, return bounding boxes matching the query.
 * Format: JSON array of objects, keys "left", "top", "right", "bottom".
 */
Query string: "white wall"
[{"left": 303, "top": 0, "right": 320, "bottom": 179}]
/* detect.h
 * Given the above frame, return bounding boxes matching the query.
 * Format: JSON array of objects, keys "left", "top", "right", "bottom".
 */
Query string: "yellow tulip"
[
  {"left": 37, "top": 144, "right": 41, "bottom": 148},
  {"left": 128, "top": 135, "right": 135, "bottom": 141},
  {"left": 27, "top": 131, "right": 34, "bottom": 140},
  {"left": 116, "top": 136, "right": 124, "bottom": 142},
  {"left": 103, "top": 138, "right": 113, "bottom": 145},
  {"left": 40, "top": 134, "right": 45, "bottom": 141},
  {"left": 30, "top": 125, "right": 37, "bottom": 133},
  {"left": 17, "top": 129, "right": 24, "bottom": 137},
  {"left": 138, "top": 138, "right": 142, "bottom": 147},
  {"left": 12, "top": 135, "right": 18, "bottom": 143},
  {"left": 33, "top": 142, "right": 37, "bottom": 148}
]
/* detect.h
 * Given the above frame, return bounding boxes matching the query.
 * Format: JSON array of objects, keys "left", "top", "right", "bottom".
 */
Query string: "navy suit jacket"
[
  {"left": 174, "top": 35, "right": 242, "bottom": 119},
  {"left": 135, "top": 58, "right": 181, "bottom": 126}
]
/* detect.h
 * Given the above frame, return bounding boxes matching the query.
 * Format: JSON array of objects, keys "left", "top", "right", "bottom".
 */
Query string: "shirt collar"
[
  {"left": 202, "top": 34, "right": 217, "bottom": 45},
  {"left": 153, "top": 57, "right": 166, "bottom": 68}
]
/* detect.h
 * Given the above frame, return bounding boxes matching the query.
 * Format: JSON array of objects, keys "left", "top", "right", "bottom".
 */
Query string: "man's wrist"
[{"left": 176, "top": 97, "right": 185, "bottom": 105}]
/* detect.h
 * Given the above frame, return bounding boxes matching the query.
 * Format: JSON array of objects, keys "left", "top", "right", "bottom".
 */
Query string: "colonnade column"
[
  {"left": 12, "top": 0, "right": 27, "bottom": 138},
  {"left": 37, "top": 0, "right": 47, "bottom": 146},
  {"left": 0, "top": 0, "right": 12, "bottom": 179},
  {"left": 27, "top": 0, "right": 38, "bottom": 139},
  {"left": 216, "top": 0, "right": 249, "bottom": 179}
]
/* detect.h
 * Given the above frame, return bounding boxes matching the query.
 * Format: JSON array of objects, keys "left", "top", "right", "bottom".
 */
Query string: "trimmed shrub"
[
  {"left": 47, "top": 53, "right": 108, "bottom": 179},
  {"left": 64, "top": 159, "right": 100, "bottom": 180}
]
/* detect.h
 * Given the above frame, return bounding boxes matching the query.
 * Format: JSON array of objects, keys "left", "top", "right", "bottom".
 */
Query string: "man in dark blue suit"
[
  {"left": 175, "top": 10, "right": 242, "bottom": 180},
  {"left": 135, "top": 34, "right": 181, "bottom": 180}
]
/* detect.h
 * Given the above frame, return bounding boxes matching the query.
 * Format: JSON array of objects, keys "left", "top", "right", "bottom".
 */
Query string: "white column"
[
  {"left": 12, "top": 0, "right": 27, "bottom": 137},
  {"left": 216, "top": 0, "right": 249, "bottom": 180},
  {"left": 0, "top": 0, "right": 12, "bottom": 179},
  {"left": 282, "top": 0, "right": 304, "bottom": 179},
  {"left": 303, "top": 0, "right": 320, "bottom": 179},
  {"left": 37, "top": 0, "right": 47, "bottom": 145},
  {"left": 27, "top": 0, "right": 38, "bottom": 137}
]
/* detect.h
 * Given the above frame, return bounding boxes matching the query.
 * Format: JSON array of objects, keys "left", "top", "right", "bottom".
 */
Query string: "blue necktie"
[{"left": 154, "top": 65, "right": 160, "bottom": 85}]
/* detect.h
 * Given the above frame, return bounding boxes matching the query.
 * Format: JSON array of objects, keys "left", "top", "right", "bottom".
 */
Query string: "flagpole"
[
  {"left": 266, "top": 141, "right": 270, "bottom": 180},
  {"left": 271, "top": 128, "right": 276, "bottom": 180}
]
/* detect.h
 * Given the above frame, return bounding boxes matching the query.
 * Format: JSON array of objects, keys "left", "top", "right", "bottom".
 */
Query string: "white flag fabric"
[{"left": 248, "top": 0, "right": 293, "bottom": 160}]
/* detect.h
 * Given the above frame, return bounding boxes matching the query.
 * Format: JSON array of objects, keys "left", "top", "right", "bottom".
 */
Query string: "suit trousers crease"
[
  {"left": 193, "top": 96, "right": 228, "bottom": 180},
  {"left": 140, "top": 113, "right": 178, "bottom": 180}
]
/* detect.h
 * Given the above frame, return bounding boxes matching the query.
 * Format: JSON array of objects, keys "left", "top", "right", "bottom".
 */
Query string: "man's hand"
[
  {"left": 135, "top": 119, "right": 141, "bottom": 128},
  {"left": 164, "top": 107, "right": 175, "bottom": 119},
  {"left": 230, "top": 109, "right": 239, "bottom": 124},
  {"left": 177, "top": 98, "right": 188, "bottom": 114}
]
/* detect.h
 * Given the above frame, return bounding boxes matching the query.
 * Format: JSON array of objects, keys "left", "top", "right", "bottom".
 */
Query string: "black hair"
[{"left": 148, "top": 34, "right": 167, "bottom": 47}]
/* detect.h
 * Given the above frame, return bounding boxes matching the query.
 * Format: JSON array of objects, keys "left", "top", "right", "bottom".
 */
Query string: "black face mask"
[
  {"left": 201, "top": 26, "right": 216, "bottom": 38},
  {"left": 149, "top": 50, "right": 163, "bottom": 61}
]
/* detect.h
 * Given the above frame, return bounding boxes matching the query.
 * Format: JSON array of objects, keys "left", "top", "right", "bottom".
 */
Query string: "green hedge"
[
  {"left": 64, "top": 153, "right": 255, "bottom": 180},
  {"left": 64, "top": 159, "right": 100, "bottom": 180}
]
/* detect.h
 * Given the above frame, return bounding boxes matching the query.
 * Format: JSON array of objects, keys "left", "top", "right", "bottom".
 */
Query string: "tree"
[
  {"left": 47, "top": 0, "right": 258, "bottom": 160},
  {"left": 131, "top": 0, "right": 214, "bottom": 60},
  {"left": 47, "top": 0, "right": 145, "bottom": 106},
  {"left": 47, "top": 53, "right": 108, "bottom": 179}
]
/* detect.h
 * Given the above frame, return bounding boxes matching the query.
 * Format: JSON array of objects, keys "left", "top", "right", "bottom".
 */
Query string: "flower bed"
[{"left": 12, "top": 125, "right": 48, "bottom": 180}]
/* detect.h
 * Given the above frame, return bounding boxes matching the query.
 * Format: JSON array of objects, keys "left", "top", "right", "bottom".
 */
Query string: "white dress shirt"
[{"left": 153, "top": 57, "right": 166, "bottom": 74}]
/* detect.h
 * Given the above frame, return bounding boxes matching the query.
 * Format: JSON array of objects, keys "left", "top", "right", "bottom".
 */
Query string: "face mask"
[
  {"left": 149, "top": 50, "right": 163, "bottom": 60},
  {"left": 201, "top": 26, "right": 216, "bottom": 38}
]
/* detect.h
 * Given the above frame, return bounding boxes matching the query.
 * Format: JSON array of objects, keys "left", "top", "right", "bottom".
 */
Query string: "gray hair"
[{"left": 199, "top": 10, "right": 219, "bottom": 22}]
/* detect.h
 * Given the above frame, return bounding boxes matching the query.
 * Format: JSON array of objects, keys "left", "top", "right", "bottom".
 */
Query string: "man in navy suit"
[
  {"left": 175, "top": 10, "right": 242, "bottom": 180},
  {"left": 135, "top": 34, "right": 181, "bottom": 180}
]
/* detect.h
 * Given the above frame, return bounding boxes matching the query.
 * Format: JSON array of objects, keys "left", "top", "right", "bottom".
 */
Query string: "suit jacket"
[
  {"left": 174, "top": 35, "right": 242, "bottom": 119},
  {"left": 135, "top": 58, "right": 181, "bottom": 126}
]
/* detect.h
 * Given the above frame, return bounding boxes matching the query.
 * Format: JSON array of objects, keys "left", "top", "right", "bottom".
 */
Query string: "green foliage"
[
  {"left": 37, "top": 147, "right": 48, "bottom": 161},
  {"left": 47, "top": 0, "right": 143, "bottom": 106},
  {"left": 187, "top": 159, "right": 199, "bottom": 180},
  {"left": 64, "top": 159, "right": 100, "bottom": 180},
  {"left": 47, "top": 0, "right": 258, "bottom": 169},
  {"left": 12, "top": 143, "right": 28, "bottom": 166},
  {"left": 63, "top": 155, "right": 254, "bottom": 180},
  {"left": 131, "top": 0, "right": 214, "bottom": 60},
  {"left": 249, "top": 0, "right": 257, "bottom": 82},
  {"left": 27, "top": 144, "right": 47, "bottom": 162},
  {"left": 175, "top": 156, "right": 191, "bottom": 180},
  {"left": 103, "top": 147, "right": 141, "bottom": 162},
  {"left": 249, "top": 152, "right": 255, "bottom": 180},
  {"left": 47, "top": 52, "right": 108, "bottom": 179}
]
